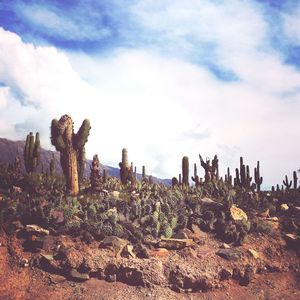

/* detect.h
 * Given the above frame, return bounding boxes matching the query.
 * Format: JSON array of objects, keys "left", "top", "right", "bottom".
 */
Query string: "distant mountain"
[{"left": 0, "top": 138, "right": 171, "bottom": 185}]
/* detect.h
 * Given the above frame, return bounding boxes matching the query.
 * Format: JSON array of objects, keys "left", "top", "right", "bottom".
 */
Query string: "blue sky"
[{"left": 0, "top": 0, "right": 300, "bottom": 187}]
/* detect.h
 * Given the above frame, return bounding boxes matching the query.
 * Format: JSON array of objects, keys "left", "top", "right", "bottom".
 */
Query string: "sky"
[{"left": 0, "top": 0, "right": 300, "bottom": 188}]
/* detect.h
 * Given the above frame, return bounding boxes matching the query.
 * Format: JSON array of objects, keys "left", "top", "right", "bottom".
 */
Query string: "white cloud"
[{"left": 14, "top": 2, "right": 111, "bottom": 42}]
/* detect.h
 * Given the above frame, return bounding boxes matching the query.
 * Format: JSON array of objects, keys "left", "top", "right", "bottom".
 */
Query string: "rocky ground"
[{"left": 0, "top": 217, "right": 299, "bottom": 300}]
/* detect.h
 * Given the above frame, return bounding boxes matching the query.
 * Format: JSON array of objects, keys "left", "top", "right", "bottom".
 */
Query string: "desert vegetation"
[{"left": 0, "top": 114, "right": 299, "bottom": 298}]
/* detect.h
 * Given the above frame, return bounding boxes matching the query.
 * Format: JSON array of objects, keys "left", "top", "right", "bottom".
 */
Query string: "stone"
[
  {"left": 216, "top": 249, "right": 242, "bottom": 261},
  {"left": 41, "top": 253, "right": 54, "bottom": 261},
  {"left": 230, "top": 205, "right": 248, "bottom": 221},
  {"left": 294, "top": 207, "right": 300, "bottom": 215},
  {"left": 21, "top": 258, "right": 29, "bottom": 268},
  {"left": 148, "top": 248, "right": 169, "bottom": 257},
  {"left": 220, "top": 243, "right": 230, "bottom": 249},
  {"left": 174, "top": 231, "right": 189, "bottom": 239},
  {"left": 69, "top": 269, "right": 90, "bottom": 282},
  {"left": 200, "top": 197, "right": 217, "bottom": 205},
  {"left": 100, "top": 236, "right": 128, "bottom": 256},
  {"left": 247, "top": 249, "right": 259, "bottom": 259},
  {"left": 121, "top": 244, "right": 136, "bottom": 258},
  {"left": 284, "top": 233, "right": 300, "bottom": 248},
  {"left": 158, "top": 238, "right": 193, "bottom": 250},
  {"left": 26, "top": 224, "right": 49, "bottom": 236},
  {"left": 266, "top": 217, "right": 279, "bottom": 222},
  {"left": 280, "top": 204, "right": 289, "bottom": 211},
  {"left": 219, "top": 268, "right": 232, "bottom": 280},
  {"left": 191, "top": 224, "right": 202, "bottom": 235}
]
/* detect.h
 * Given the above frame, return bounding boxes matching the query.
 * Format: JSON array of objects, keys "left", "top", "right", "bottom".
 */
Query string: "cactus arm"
[
  {"left": 51, "top": 119, "right": 66, "bottom": 151},
  {"left": 74, "top": 119, "right": 91, "bottom": 149}
]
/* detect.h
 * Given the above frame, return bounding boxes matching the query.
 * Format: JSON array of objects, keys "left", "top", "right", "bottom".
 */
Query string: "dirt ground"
[{"left": 0, "top": 228, "right": 299, "bottom": 300}]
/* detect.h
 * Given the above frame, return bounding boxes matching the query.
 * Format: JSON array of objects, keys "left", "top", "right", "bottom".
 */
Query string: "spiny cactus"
[
  {"left": 283, "top": 175, "right": 292, "bottom": 190},
  {"left": 24, "top": 132, "right": 41, "bottom": 173},
  {"left": 182, "top": 156, "right": 189, "bottom": 186},
  {"left": 191, "top": 163, "right": 200, "bottom": 186},
  {"left": 293, "top": 171, "right": 298, "bottom": 190},
  {"left": 225, "top": 167, "right": 232, "bottom": 186},
  {"left": 172, "top": 177, "right": 179, "bottom": 186},
  {"left": 119, "top": 148, "right": 131, "bottom": 185},
  {"left": 254, "top": 161, "right": 263, "bottom": 192},
  {"left": 51, "top": 115, "right": 91, "bottom": 195},
  {"left": 179, "top": 174, "right": 182, "bottom": 185},
  {"left": 49, "top": 154, "right": 55, "bottom": 176},
  {"left": 142, "top": 165, "right": 146, "bottom": 179},
  {"left": 90, "top": 154, "right": 102, "bottom": 192}
]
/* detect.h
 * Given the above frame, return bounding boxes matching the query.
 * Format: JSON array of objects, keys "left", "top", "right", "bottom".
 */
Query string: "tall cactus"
[
  {"left": 182, "top": 156, "right": 189, "bottom": 186},
  {"left": 283, "top": 175, "right": 292, "bottom": 190},
  {"left": 293, "top": 171, "right": 298, "bottom": 190},
  {"left": 254, "top": 161, "right": 263, "bottom": 192},
  {"left": 51, "top": 115, "right": 91, "bottom": 195},
  {"left": 119, "top": 148, "right": 130, "bottom": 185},
  {"left": 142, "top": 165, "right": 146, "bottom": 179},
  {"left": 225, "top": 167, "right": 232, "bottom": 185},
  {"left": 191, "top": 163, "right": 200, "bottom": 186},
  {"left": 24, "top": 132, "right": 41, "bottom": 173},
  {"left": 90, "top": 154, "right": 102, "bottom": 192},
  {"left": 49, "top": 153, "right": 55, "bottom": 176}
]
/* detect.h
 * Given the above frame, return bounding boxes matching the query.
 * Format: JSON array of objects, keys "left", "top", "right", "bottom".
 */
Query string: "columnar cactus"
[
  {"left": 90, "top": 154, "right": 102, "bottom": 192},
  {"left": 179, "top": 174, "right": 182, "bottom": 185},
  {"left": 119, "top": 148, "right": 130, "bottom": 185},
  {"left": 51, "top": 115, "right": 91, "bottom": 195},
  {"left": 293, "top": 171, "right": 298, "bottom": 190},
  {"left": 24, "top": 132, "right": 41, "bottom": 173},
  {"left": 191, "top": 163, "right": 200, "bottom": 186},
  {"left": 142, "top": 165, "right": 146, "bottom": 179},
  {"left": 225, "top": 167, "right": 232, "bottom": 185},
  {"left": 283, "top": 175, "right": 292, "bottom": 190},
  {"left": 182, "top": 156, "right": 189, "bottom": 186},
  {"left": 49, "top": 154, "right": 55, "bottom": 176},
  {"left": 254, "top": 161, "right": 263, "bottom": 192}
]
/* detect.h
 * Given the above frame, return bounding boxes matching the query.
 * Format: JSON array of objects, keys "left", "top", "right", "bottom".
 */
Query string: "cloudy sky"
[{"left": 0, "top": 0, "right": 300, "bottom": 188}]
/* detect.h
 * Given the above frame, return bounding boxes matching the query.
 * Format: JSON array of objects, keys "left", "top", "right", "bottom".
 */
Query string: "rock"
[
  {"left": 100, "top": 236, "right": 128, "bottom": 256},
  {"left": 191, "top": 224, "right": 202, "bottom": 235},
  {"left": 174, "top": 231, "right": 189, "bottom": 239},
  {"left": 281, "top": 204, "right": 289, "bottom": 211},
  {"left": 148, "top": 248, "right": 169, "bottom": 257},
  {"left": 219, "top": 268, "right": 232, "bottom": 280},
  {"left": 21, "top": 258, "right": 29, "bottom": 268},
  {"left": 41, "top": 253, "right": 54, "bottom": 261},
  {"left": 69, "top": 269, "right": 90, "bottom": 282},
  {"left": 197, "top": 249, "right": 214, "bottom": 258},
  {"left": 284, "top": 233, "right": 300, "bottom": 252},
  {"left": 26, "top": 224, "right": 49, "bottom": 236},
  {"left": 247, "top": 249, "right": 259, "bottom": 259},
  {"left": 230, "top": 205, "right": 248, "bottom": 221},
  {"left": 200, "top": 197, "right": 218, "bottom": 205},
  {"left": 220, "top": 243, "right": 230, "bottom": 249},
  {"left": 240, "top": 265, "right": 254, "bottom": 286},
  {"left": 121, "top": 244, "right": 136, "bottom": 258},
  {"left": 266, "top": 217, "right": 279, "bottom": 222},
  {"left": 158, "top": 238, "right": 193, "bottom": 250},
  {"left": 49, "top": 274, "right": 66, "bottom": 285},
  {"left": 216, "top": 249, "right": 242, "bottom": 261}
]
